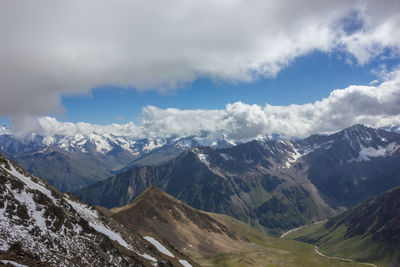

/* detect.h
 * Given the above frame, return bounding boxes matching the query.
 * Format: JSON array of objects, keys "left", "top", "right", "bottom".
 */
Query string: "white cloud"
[
  {"left": 11, "top": 116, "right": 144, "bottom": 139},
  {"left": 10, "top": 69, "right": 400, "bottom": 140},
  {"left": 0, "top": 0, "right": 400, "bottom": 118}
]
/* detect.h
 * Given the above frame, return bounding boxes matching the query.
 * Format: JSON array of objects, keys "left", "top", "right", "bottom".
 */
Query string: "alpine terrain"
[
  {"left": 75, "top": 124, "right": 400, "bottom": 235},
  {"left": 0, "top": 153, "right": 193, "bottom": 266},
  {"left": 101, "top": 185, "right": 375, "bottom": 267},
  {"left": 0, "top": 126, "right": 232, "bottom": 192}
]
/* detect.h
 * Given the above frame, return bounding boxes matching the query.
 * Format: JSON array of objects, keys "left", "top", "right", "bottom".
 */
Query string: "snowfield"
[
  {"left": 0, "top": 260, "right": 28, "bottom": 267},
  {"left": 179, "top": 259, "right": 193, "bottom": 267},
  {"left": 357, "top": 142, "right": 399, "bottom": 161},
  {"left": 144, "top": 236, "right": 175, "bottom": 258}
]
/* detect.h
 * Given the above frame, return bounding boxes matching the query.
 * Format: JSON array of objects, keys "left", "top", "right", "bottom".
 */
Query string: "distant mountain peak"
[
  {"left": 0, "top": 124, "right": 11, "bottom": 135},
  {"left": 310, "top": 124, "right": 400, "bottom": 163},
  {"left": 340, "top": 123, "right": 374, "bottom": 135},
  {"left": 111, "top": 185, "right": 172, "bottom": 214}
]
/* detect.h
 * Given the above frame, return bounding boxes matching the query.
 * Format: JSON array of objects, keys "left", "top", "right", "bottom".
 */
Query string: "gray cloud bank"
[
  {"left": 1, "top": 0, "right": 400, "bottom": 118},
  {"left": 11, "top": 70, "right": 400, "bottom": 141}
]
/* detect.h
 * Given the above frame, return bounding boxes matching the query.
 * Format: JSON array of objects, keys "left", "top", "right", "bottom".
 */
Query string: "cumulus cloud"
[
  {"left": 11, "top": 69, "right": 400, "bottom": 140},
  {"left": 11, "top": 116, "right": 144, "bottom": 139},
  {"left": 0, "top": 0, "right": 400, "bottom": 118}
]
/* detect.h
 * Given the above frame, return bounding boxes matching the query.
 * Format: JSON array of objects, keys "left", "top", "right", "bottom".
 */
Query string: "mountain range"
[
  {"left": 1, "top": 124, "right": 398, "bottom": 194},
  {"left": 75, "top": 124, "right": 400, "bottom": 235},
  {"left": 0, "top": 129, "right": 233, "bottom": 192}
]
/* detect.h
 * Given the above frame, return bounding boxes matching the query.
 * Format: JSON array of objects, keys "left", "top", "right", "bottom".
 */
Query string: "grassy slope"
[
  {"left": 112, "top": 187, "right": 376, "bottom": 267},
  {"left": 283, "top": 187, "right": 400, "bottom": 267},
  {"left": 196, "top": 214, "right": 371, "bottom": 267},
  {"left": 283, "top": 221, "right": 395, "bottom": 267}
]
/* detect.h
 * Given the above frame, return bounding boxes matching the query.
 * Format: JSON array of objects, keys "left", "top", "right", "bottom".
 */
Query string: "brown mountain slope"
[
  {"left": 109, "top": 186, "right": 374, "bottom": 267},
  {"left": 110, "top": 186, "right": 251, "bottom": 256}
]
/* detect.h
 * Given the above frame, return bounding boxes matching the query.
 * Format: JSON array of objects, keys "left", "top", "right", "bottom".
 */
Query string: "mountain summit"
[{"left": 110, "top": 186, "right": 251, "bottom": 256}]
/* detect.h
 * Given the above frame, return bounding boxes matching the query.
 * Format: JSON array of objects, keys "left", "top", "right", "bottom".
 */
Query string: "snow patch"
[
  {"left": 197, "top": 153, "right": 210, "bottom": 166},
  {"left": 244, "top": 158, "right": 254, "bottom": 164},
  {"left": 10, "top": 187, "right": 48, "bottom": 233},
  {"left": 0, "top": 260, "right": 28, "bottom": 267},
  {"left": 0, "top": 126, "right": 11, "bottom": 135},
  {"left": 179, "top": 259, "right": 193, "bottom": 267},
  {"left": 287, "top": 148, "right": 302, "bottom": 163},
  {"left": 65, "top": 197, "right": 99, "bottom": 219},
  {"left": 284, "top": 145, "right": 302, "bottom": 168},
  {"left": 143, "top": 139, "right": 163, "bottom": 152},
  {"left": 352, "top": 142, "right": 400, "bottom": 162},
  {"left": 144, "top": 236, "right": 174, "bottom": 258},
  {"left": 312, "top": 140, "right": 334, "bottom": 150},
  {"left": 66, "top": 197, "right": 131, "bottom": 250},
  {"left": 89, "top": 220, "right": 131, "bottom": 250},
  {"left": 359, "top": 146, "right": 386, "bottom": 160},
  {"left": 137, "top": 252, "right": 157, "bottom": 263},
  {"left": 7, "top": 163, "right": 56, "bottom": 203},
  {"left": 220, "top": 153, "right": 234, "bottom": 161}
]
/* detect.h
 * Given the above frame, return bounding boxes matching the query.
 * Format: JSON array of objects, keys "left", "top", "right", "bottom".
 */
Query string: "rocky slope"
[
  {"left": 284, "top": 186, "right": 400, "bottom": 267},
  {"left": 0, "top": 153, "right": 190, "bottom": 266},
  {"left": 75, "top": 124, "right": 400, "bottom": 235}
]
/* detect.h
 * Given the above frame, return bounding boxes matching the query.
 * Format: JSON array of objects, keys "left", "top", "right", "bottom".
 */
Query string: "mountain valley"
[
  {"left": 97, "top": 186, "right": 376, "bottom": 267},
  {"left": 283, "top": 186, "right": 400, "bottom": 267}
]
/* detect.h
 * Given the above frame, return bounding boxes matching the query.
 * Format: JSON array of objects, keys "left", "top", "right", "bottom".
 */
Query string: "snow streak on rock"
[
  {"left": 0, "top": 155, "right": 167, "bottom": 266},
  {"left": 144, "top": 236, "right": 175, "bottom": 258}
]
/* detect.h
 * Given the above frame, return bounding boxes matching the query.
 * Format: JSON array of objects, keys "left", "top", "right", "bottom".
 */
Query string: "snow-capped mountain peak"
[{"left": 0, "top": 125, "right": 11, "bottom": 135}]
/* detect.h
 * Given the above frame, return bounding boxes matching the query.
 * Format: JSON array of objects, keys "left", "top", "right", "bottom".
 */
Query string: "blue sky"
[{"left": 60, "top": 51, "right": 388, "bottom": 125}]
